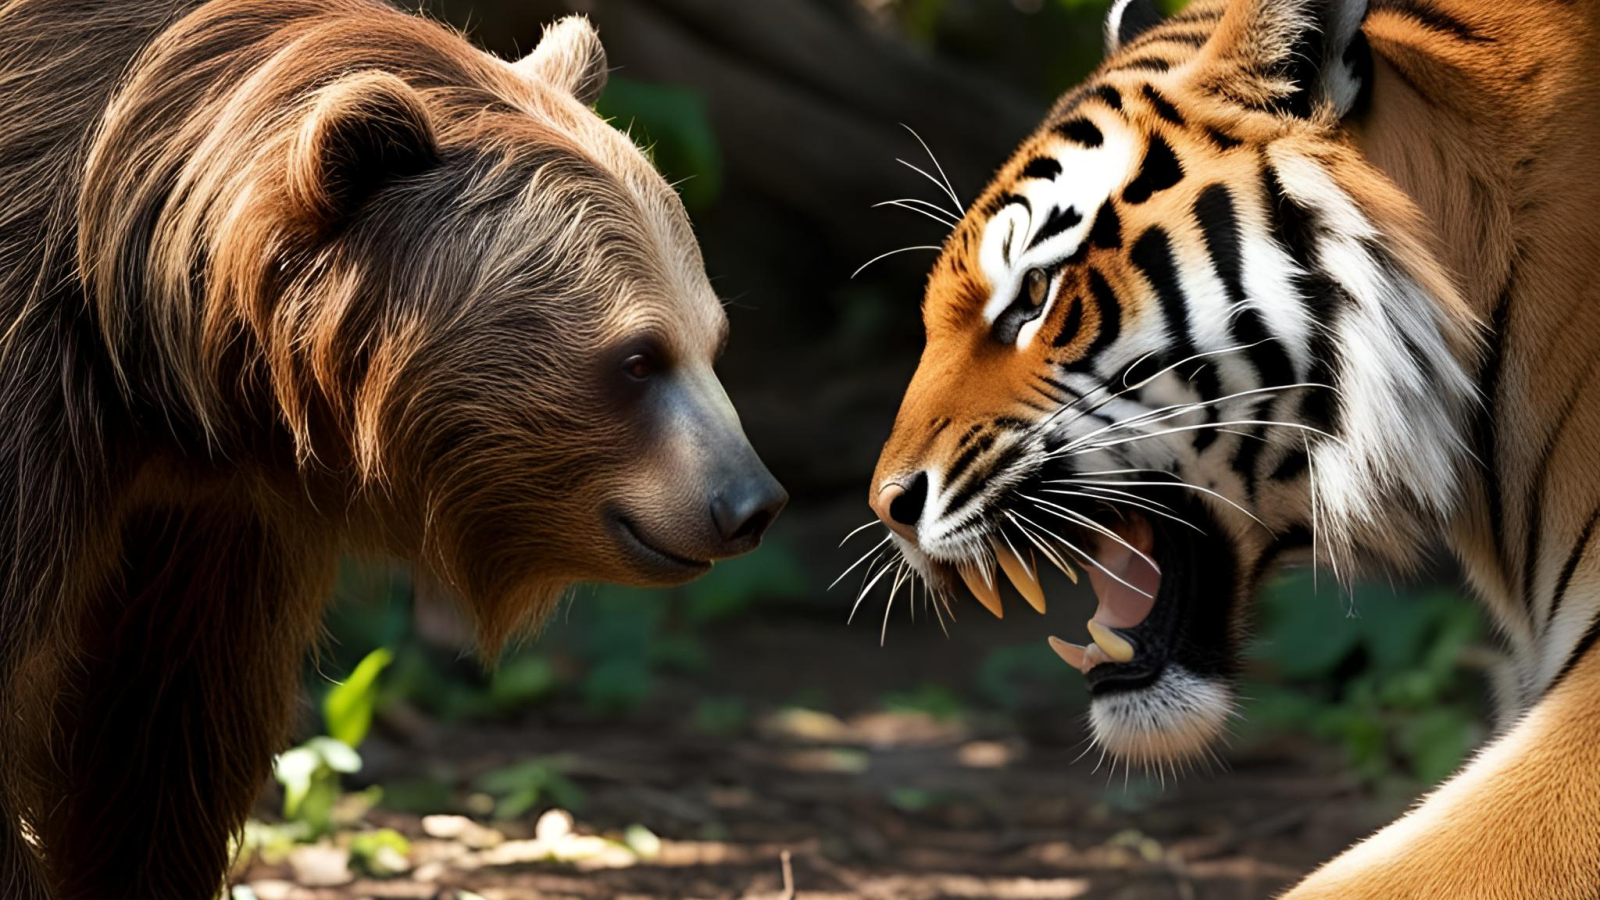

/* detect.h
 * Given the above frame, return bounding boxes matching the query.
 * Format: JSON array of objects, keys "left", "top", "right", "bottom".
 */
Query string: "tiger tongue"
[{"left": 1087, "top": 514, "right": 1160, "bottom": 630}]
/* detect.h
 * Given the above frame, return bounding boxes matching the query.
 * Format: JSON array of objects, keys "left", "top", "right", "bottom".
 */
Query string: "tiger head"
[{"left": 869, "top": 0, "right": 1481, "bottom": 766}]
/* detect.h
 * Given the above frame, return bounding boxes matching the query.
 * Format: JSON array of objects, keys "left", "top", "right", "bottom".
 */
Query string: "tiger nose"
[{"left": 870, "top": 471, "right": 929, "bottom": 540}]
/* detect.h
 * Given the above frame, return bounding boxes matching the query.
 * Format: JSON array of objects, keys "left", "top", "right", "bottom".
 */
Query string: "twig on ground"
[{"left": 780, "top": 849, "right": 796, "bottom": 900}]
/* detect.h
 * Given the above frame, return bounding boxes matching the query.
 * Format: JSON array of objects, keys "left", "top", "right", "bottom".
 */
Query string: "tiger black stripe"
[
  {"left": 1088, "top": 201, "right": 1122, "bottom": 250},
  {"left": 1052, "top": 294, "right": 1085, "bottom": 348},
  {"left": 1523, "top": 391, "right": 1583, "bottom": 615},
  {"left": 1475, "top": 283, "right": 1513, "bottom": 588},
  {"left": 944, "top": 440, "right": 1028, "bottom": 522},
  {"left": 1054, "top": 117, "right": 1104, "bottom": 148},
  {"left": 1131, "top": 226, "right": 1223, "bottom": 450},
  {"left": 1194, "top": 184, "right": 1294, "bottom": 492},
  {"left": 1089, "top": 84, "right": 1123, "bottom": 110},
  {"left": 945, "top": 432, "right": 995, "bottom": 486},
  {"left": 1263, "top": 165, "right": 1345, "bottom": 439},
  {"left": 1370, "top": 0, "right": 1493, "bottom": 44},
  {"left": 1141, "top": 85, "right": 1186, "bottom": 126},
  {"left": 1129, "top": 29, "right": 1210, "bottom": 49},
  {"left": 1063, "top": 267, "right": 1123, "bottom": 372},
  {"left": 1206, "top": 127, "right": 1243, "bottom": 151},
  {"left": 1106, "top": 56, "right": 1172, "bottom": 73},
  {"left": 1122, "top": 135, "right": 1183, "bottom": 204},
  {"left": 1549, "top": 507, "right": 1600, "bottom": 632},
  {"left": 1021, "top": 157, "right": 1063, "bottom": 181},
  {"left": 1028, "top": 205, "right": 1084, "bottom": 251},
  {"left": 1552, "top": 611, "right": 1600, "bottom": 692}
]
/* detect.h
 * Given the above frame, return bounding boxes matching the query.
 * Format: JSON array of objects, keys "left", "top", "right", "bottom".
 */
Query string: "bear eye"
[
  {"left": 623, "top": 353, "right": 655, "bottom": 381},
  {"left": 1024, "top": 267, "right": 1050, "bottom": 308}
]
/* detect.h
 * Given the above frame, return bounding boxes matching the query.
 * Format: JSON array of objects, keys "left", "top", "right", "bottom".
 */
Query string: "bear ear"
[
  {"left": 287, "top": 70, "right": 438, "bottom": 228},
  {"left": 1208, "top": 0, "right": 1371, "bottom": 120},
  {"left": 512, "top": 15, "right": 608, "bottom": 106},
  {"left": 1105, "top": 0, "right": 1165, "bottom": 56}
]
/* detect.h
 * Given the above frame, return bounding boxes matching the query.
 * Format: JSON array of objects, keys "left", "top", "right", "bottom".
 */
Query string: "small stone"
[
  {"left": 288, "top": 845, "right": 353, "bottom": 887},
  {"left": 421, "top": 814, "right": 502, "bottom": 849},
  {"left": 478, "top": 839, "right": 551, "bottom": 866},
  {"left": 534, "top": 809, "right": 573, "bottom": 843},
  {"left": 244, "top": 881, "right": 294, "bottom": 900},
  {"left": 421, "top": 815, "right": 471, "bottom": 840}
]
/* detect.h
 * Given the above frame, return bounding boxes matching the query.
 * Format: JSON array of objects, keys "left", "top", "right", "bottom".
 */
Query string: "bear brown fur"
[{"left": 0, "top": 2, "right": 784, "bottom": 897}]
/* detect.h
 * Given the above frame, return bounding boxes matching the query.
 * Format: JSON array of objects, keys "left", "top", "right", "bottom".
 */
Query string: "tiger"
[{"left": 866, "top": 0, "right": 1600, "bottom": 895}]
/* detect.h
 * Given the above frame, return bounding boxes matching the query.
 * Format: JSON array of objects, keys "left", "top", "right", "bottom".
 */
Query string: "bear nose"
[
  {"left": 870, "top": 471, "right": 928, "bottom": 540},
  {"left": 711, "top": 471, "right": 788, "bottom": 551}
]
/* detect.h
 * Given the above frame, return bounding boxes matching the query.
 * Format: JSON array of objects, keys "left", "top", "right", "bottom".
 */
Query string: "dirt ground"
[{"left": 233, "top": 608, "right": 1406, "bottom": 900}]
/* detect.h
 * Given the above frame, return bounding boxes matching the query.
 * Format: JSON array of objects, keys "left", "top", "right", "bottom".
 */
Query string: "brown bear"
[{"left": 0, "top": 1, "right": 786, "bottom": 897}]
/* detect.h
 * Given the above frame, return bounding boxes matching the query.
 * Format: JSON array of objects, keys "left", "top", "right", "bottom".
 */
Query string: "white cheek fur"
[{"left": 978, "top": 122, "right": 1139, "bottom": 328}]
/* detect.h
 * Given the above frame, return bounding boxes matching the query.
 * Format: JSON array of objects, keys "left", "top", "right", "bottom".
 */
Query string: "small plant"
[
  {"left": 1245, "top": 573, "right": 1489, "bottom": 786},
  {"left": 471, "top": 756, "right": 587, "bottom": 821},
  {"left": 271, "top": 647, "right": 393, "bottom": 837}
]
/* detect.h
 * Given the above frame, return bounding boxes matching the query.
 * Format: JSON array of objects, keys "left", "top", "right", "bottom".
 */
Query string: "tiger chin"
[{"left": 872, "top": 0, "right": 1600, "bottom": 895}]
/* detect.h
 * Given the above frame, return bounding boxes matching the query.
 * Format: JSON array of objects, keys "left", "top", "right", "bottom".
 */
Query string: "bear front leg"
[
  {"left": 1282, "top": 641, "right": 1600, "bottom": 900},
  {"left": 36, "top": 504, "right": 332, "bottom": 900}
]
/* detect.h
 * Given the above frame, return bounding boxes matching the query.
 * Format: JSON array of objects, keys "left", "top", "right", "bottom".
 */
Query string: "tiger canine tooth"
[
  {"left": 994, "top": 543, "right": 1046, "bottom": 614},
  {"left": 1048, "top": 636, "right": 1087, "bottom": 672},
  {"left": 1086, "top": 620, "right": 1135, "bottom": 663},
  {"left": 959, "top": 562, "right": 1004, "bottom": 619}
]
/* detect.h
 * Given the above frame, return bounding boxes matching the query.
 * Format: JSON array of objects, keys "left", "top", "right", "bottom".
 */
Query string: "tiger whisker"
[
  {"left": 900, "top": 123, "right": 963, "bottom": 214},
  {"left": 1014, "top": 501, "right": 1154, "bottom": 599},
  {"left": 873, "top": 198, "right": 961, "bottom": 229},
  {"left": 1058, "top": 485, "right": 1207, "bottom": 535},
  {"left": 845, "top": 551, "right": 888, "bottom": 625},
  {"left": 851, "top": 245, "right": 943, "bottom": 280},
  {"left": 1039, "top": 340, "right": 1278, "bottom": 436},
  {"left": 1068, "top": 418, "right": 1344, "bottom": 455},
  {"left": 1019, "top": 492, "right": 1159, "bottom": 574},
  {"left": 1005, "top": 510, "right": 1078, "bottom": 578},
  {"left": 850, "top": 554, "right": 898, "bottom": 625},
  {"left": 882, "top": 560, "right": 911, "bottom": 646},
  {"left": 830, "top": 534, "right": 893, "bottom": 592},
  {"left": 838, "top": 519, "right": 884, "bottom": 548},
  {"left": 1005, "top": 509, "right": 1086, "bottom": 576},
  {"left": 1048, "top": 479, "right": 1269, "bottom": 530},
  {"left": 1051, "top": 382, "right": 1332, "bottom": 456}
]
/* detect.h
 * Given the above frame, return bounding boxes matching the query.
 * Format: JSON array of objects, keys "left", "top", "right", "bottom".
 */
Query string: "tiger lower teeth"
[{"left": 1087, "top": 620, "right": 1135, "bottom": 663}]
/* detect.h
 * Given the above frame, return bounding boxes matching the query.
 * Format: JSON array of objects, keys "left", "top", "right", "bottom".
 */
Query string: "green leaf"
[
  {"left": 488, "top": 653, "right": 558, "bottom": 710},
  {"left": 273, "top": 746, "right": 321, "bottom": 819},
  {"left": 880, "top": 684, "right": 966, "bottom": 720},
  {"left": 323, "top": 647, "right": 394, "bottom": 748},
  {"left": 582, "top": 657, "right": 655, "bottom": 713},
  {"left": 595, "top": 78, "right": 722, "bottom": 212},
  {"left": 307, "top": 736, "right": 363, "bottom": 774},
  {"left": 683, "top": 541, "right": 807, "bottom": 624},
  {"left": 1251, "top": 573, "right": 1362, "bottom": 679},
  {"left": 1397, "top": 708, "right": 1480, "bottom": 785},
  {"left": 348, "top": 828, "right": 412, "bottom": 878}
]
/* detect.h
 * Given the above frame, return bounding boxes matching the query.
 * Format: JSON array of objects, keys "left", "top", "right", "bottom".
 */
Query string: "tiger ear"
[
  {"left": 1105, "top": 0, "right": 1165, "bottom": 55},
  {"left": 512, "top": 15, "right": 608, "bottom": 106},
  {"left": 1209, "top": 0, "right": 1371, "bottom": 120}
]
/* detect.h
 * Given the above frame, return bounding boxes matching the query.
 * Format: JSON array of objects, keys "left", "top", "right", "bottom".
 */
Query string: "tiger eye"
[{"left": 1025, "top": 267, "right": 1050, "bottom": 308}]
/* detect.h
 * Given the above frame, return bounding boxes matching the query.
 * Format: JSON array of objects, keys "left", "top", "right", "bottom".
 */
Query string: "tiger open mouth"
[{"left": 929, "top": 484, "right": 1242, "bottom": 700}]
